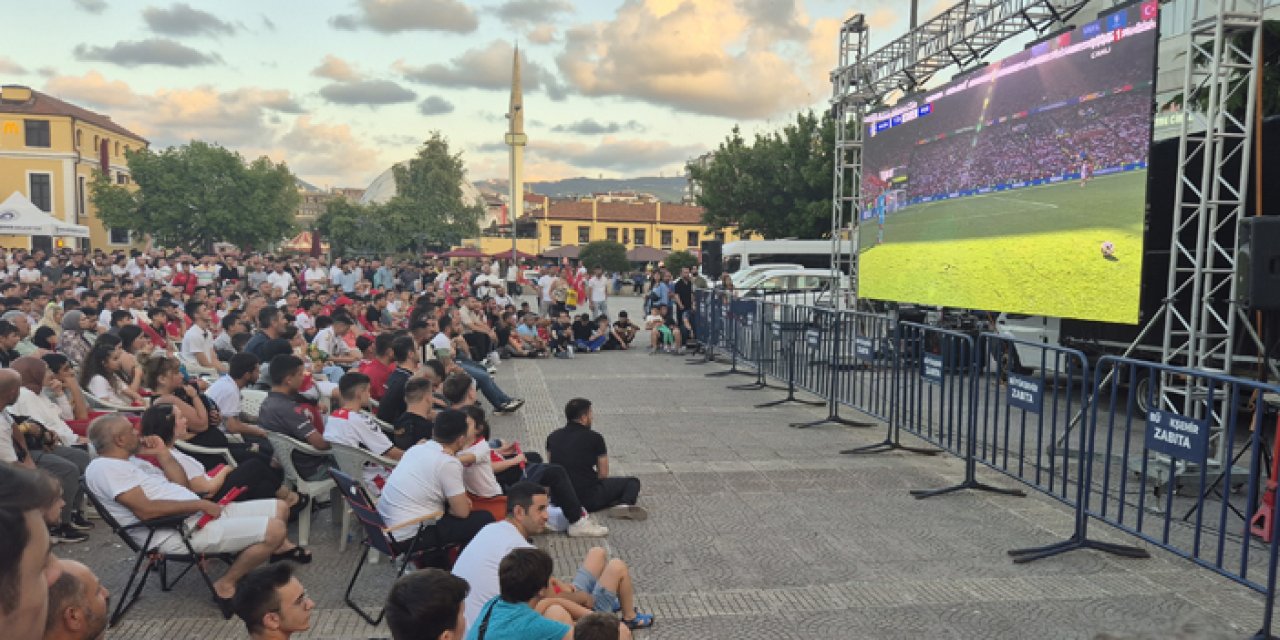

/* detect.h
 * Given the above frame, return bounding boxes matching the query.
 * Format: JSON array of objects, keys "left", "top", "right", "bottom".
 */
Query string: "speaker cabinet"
[
  {"left": 700, "top": 240, "right": 723, "bottom": 278},
  {"left": 1237, "top": 217, "right": 1280, "bottom": 311}
]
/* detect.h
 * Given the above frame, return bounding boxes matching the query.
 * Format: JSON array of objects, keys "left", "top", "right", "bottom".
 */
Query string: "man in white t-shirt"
[
  {"left": 376, "top": 409, "right": 493, "bottom": 557},
  {"left": 587, "top": 268, "right": 610, "bottom": 319},
  {"left": 302, "top": 258, "right": 328, "bottom": 292},
  {"left": 266, "top": 262, "right": 294, "bottom": 296},
  {"left": 322, "top": 372, "right": 403, "bottom": 492},
  {"left": 536, "top": 267, "right": 557, "bottom": 316},
  {"left": 84, "top": 414, "right": 306, "bottom": 604},
  {"left": 181, "top": 301, "right": 227, "bottom": 374},
  {"left": 205, "top": 352, "right": 271, "bottom": 443}
]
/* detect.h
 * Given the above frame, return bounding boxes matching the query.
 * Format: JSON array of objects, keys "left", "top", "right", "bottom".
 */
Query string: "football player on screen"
[{"left": 1079, "top": 151, "right": 1092, "bottom": 188}]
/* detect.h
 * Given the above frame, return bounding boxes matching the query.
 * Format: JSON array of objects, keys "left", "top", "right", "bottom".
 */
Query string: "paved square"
[{"left": 63, "top": 297, "right": 1264, "bottom": 639}]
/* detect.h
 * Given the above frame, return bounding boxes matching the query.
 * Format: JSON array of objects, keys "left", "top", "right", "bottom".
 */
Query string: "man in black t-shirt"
[
  {"left": 258, "top": 355, "right": 331, "bottom": 480},
  {"left": 546, "top": 398, "right": 646, "bottom": 520},
  {"left": 673, "top": 268, "right": 694, "bottom": 337},
  {"left": 391, "top": 377, "right": 435, "bottom": 450},
  {"left": 378, "top": 336, "right": 418, "bottom": 423}
]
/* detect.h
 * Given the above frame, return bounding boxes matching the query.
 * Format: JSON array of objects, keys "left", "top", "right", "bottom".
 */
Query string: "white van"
[
  {"left": 721, "top": 239, "right": 854, "bottom": 274},
  {"left": 737, "top": 268, "right": 854, "bottom": 308}
]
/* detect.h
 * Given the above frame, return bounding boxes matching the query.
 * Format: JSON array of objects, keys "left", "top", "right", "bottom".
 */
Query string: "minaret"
[{"left": 504, "top": 44, "right": 527, "bottom": 264}]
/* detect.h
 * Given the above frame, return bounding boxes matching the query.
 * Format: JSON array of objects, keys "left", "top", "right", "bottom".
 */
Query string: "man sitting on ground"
[
  {"left": 547, "top": 399, "right": 646, "bottom": 521},
  {"left": 377, "top": 409, "right": 494, "bottom": 566},
  {"left": 231, "top": 563, "right": 315, "bottom": 640},
  {"left": 452, "top": 482, "right": 647, "bottom": 631},
  {"left": 42, "top": 559, "right": 109, "bottom": 640},
  {"left": 385, "top": 569, "right": 470, "bottom": 640},
  {"left": 465, "top": 548, "right": 572, "bottom": 640},
  {"left": 84, "top": 414, "right": 305, "bottom": 608}
]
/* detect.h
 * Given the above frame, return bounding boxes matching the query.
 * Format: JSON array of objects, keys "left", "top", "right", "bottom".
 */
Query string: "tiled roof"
[
  {"left": 541, "top": 200, "right": 707, "bottom": 225},
  {"left": 0, "top": 87, "right": 148, "bottom": 143},
  {"left": 545, "top": 200, "right": 594, "bottom": 220}
]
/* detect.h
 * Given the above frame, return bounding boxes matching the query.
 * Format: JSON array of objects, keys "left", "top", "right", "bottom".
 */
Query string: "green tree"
[
  {"left": 388, "top": 132, "right": 484, "bottom": 250},
  {"left": 664, "top": 250, "right": 698, "bottom": 273},
  {"left": 689, "top": 110, "right": 835, "bottom": 239},
  {"left": 90, "top": 140, "right": 298, "bottom": 251},
  {"left": 578, "top": 240, "right": 630, "bottom": 272},
  {"left": 316, "top": 198, "right": 393, "bottom": 258}
]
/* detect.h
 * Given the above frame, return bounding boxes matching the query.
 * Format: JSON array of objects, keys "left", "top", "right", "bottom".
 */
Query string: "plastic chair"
[
  {"left": 262, "top": 431, "right": 336, "bottom": 546},
  {"left": 329, "top": 468, "right": 439, "bottom": 625},
  {"left": 239, "top": 389, "right": 267, "bottom": 422},
  {"left": 86, "top": 486, "right": 235, "bottom": 626},
  {"left": 361, "top": 410, "right": 395, "bottom": 436},
  {"left": 81, "top": 387, "right": 144, "bottom": 413},
  {"left": 176, "top": 352, "right": 219, "bottom": 378},
  {"left": 328, "top": 442, "right": 397, "bottom": 553},
  {"left": 174, "top": 440, "right": 237, "bottom": 467}
]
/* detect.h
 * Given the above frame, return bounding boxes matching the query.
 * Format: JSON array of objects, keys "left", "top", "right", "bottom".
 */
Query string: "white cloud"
[
  {"left": 418, "top": 95, "right": 454, "bottom": 115},
  {"left": 0, "top": 57, "right": 27, "bottom": 75},
  {"left": 330, "top": 0, "right": 478, "bottom": 34},
  {"left": 311, "top": 55, "right": 361, "bottom": 82},
  {"left": 526, "top": 24, "right": 557, "bottom": 45},
  {"left": 528, "top": 137, "right": 701, "bottom": 173},
  {"left": 142, "top": 3, "right": 237, "bottom": 37},
  {"left": 319, "top": 80, "right": 416, "bottom": 106},
  {"left": 72, "top": 0, "right": 106, "bottom": 14},
  {"left": 396, "top": 40, "right": 566, "bottom": 100},
  {"left": 73, "top": 38, "right": 221, "bottom": 68},
  {"left": 271, "top": 116, "right": 384, "bottom": 187}
]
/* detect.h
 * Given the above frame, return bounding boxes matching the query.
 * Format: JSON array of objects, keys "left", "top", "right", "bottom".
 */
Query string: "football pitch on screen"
[{"left": 858, "top": 171, "right": 1146, "bottom": 324}]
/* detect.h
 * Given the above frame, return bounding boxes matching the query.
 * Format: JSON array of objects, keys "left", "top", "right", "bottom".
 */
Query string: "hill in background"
[{"left": 475, "top": 176, "right": 689, "bottom": 203}]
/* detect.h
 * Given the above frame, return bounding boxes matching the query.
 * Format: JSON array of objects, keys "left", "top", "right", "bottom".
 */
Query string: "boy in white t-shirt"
[
  {"left": 322, "top": 373, "right": 403, "bottom": 492},
  {"left": 644, "top": 304, "right": 674, "bottom": 353}
]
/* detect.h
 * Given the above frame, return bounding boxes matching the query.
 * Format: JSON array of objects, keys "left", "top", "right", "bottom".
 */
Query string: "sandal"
[
  {"left": 622, "top": 611, "right": 654, "bottom": 629},
  {"left": 270, "top": 546, "right": 313, "bottom": 564},
  {"left": 212, "top": 593, "right": 235, "bottom": 619}
]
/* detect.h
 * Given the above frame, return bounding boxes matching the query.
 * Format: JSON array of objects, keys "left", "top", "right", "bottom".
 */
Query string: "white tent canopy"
[{"left": 0, "top": 191, "right": 89, "bottom": 238}]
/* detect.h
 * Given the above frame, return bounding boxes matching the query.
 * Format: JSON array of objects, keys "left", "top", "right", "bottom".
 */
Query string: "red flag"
[{"left": 500, "top": 204, "right": 508, "bottom": 226}]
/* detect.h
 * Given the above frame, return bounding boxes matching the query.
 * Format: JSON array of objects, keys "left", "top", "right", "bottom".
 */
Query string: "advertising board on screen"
[{"left": 858, "top": 0, "right": 1159, "bottom": 324}]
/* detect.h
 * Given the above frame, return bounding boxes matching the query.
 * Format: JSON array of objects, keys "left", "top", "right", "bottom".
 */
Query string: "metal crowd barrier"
[{"left": 693, "top": 291, "right": 1280, "bottom": 636}]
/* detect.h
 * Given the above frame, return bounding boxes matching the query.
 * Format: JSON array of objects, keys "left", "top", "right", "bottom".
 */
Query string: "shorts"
[
  {"left": 573, "top": 566, "right": 622, "bottom": 613},
  {"left": 656, "top": 325, "right": 674, "bottom": 343},
  {"left": 155, "top": 499, "right": 277, "bottom": 554}
]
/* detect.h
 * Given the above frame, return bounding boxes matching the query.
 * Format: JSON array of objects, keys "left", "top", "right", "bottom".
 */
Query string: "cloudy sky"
[{"left": 2, "top": 0, "right": 950, "bottom": 190}]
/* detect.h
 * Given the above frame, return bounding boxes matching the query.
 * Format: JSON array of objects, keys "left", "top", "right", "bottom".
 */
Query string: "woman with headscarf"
[
  {"left": 57, "top": 309, "right": 96, "bottom": 369},
  {"left": 38, "top": 301, "right": 63, "bottom": 337},
  {"left": 8, "top": 355, "right": 94, "bottom": 537}
]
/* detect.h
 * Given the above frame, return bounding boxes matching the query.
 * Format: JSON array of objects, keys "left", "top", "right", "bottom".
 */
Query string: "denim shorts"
[{"left": 573, "top": 566, "right": 621, "bottom": 613}]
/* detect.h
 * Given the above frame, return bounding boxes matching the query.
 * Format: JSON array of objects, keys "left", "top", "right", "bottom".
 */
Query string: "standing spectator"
[
  {"left": 587, "top": 268, "right": 610, "bottom": 319},
  {"left": 547, "top": 399, "right": 646, "bottom": 520}
]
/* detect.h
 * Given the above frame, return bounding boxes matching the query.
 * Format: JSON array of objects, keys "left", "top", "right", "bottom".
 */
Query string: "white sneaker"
[
  {"left": 607, "top": 504, "right": 649, "bottom": 521},
  {"left": 566, "top": 345, "right": 576, "bottom": 359},
  {"left": 567, "top": 516, "right": 609, "bottom": 537}
]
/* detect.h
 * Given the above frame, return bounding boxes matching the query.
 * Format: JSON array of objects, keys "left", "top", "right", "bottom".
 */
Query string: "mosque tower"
[{"left": 504, "top": 45, "right": 526, "bottom": 261}]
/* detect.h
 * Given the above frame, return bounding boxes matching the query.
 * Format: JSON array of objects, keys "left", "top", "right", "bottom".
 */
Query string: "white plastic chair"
[
  {"left": 174, "top": 440, "right": 237, "bottom": 467},
  {"left": 81, "top": 388, "right": 144, "bottom": 413},
  {"left": 262, "top": 432, "right": 336, "bottom": 546},
  {"left": 176, "top": 352, "right": 219, "bottom": 378},
  {"left": 328, "top": 442, "right": 397, "bottom": 555},
  {"left": 239, "top": 389, "right": 267, "bottom": 423},
  {"left": 361, "top": 411, "right": 395, "bottom": 436}
]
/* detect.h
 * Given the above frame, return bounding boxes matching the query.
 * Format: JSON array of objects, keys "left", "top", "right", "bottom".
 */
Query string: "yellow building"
[
  {"left": 0, "top": 84, "right": 147, "bottom": 250},
  {"left": 471, "top": 194, "right": 758, "bottom": 257}
]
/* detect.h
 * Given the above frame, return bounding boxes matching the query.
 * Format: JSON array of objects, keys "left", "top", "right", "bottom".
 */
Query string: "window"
[
  {"left": 715, "top": 231, "right": 725, "bottom": 243},
  {"left": 114, "top": 142, "right": 120, "bottom": 156},
  {"left": 77, "top": 176, "right": 86, "bottom": 217},
  {"left": 606, "top": 227, "right": 618, "bottom": 242},
  {"left": 28, "top": 173, "right": 51, "bottom": 212},
  {"left": 634, "top": 229, "right": 646, "bottom": 246},
  {"left": 108, "top": 228, "right": 131, "bottom": 245},
  {"left": 24, "top": 120, "right": 50, "bottom": 147},
  {"left": 622, "top": 228, "right": 630, "bottom": 244},
  {"left": 116, "top": 172, "right": 129, "bottom": 185},
  {"left": 687, "top": 231, "right": 700, "bottom": 248},
  {"left": 660, "top": 230, "right": 673, "bottom": 249},
  {"left": 577, "top": 226, "right": 590, "bottom": 244},
  {"left": 549, "top": 225, "right": 562, "bottom": 246},
  {"left": 75, "top": 129, "right": 82, "bottom": 148}
]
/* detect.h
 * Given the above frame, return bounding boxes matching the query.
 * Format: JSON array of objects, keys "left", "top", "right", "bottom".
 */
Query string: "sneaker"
[
  {"left": 486, "top": 365, "right": 498, "bottom": 375},
  {"left": 566, "top": 346, "right": 575, "bottom": 359},
  {"left": 498, "top": 398, "right": 525, "bottom": 413},
  {"left": 50, "top": 524, "right": 89, "bottom": 544},
  {"left": 554, "top": 351, "right": 570, "bottom": 359},
  {"left": 607, "top": 504, "right": 649, "bottom": 521},
  {"left": 68, "top": 512, "right": 94, "bottom": 531},
  {"left": 567, "top": 516, "right": 609, "bottom": 537}
]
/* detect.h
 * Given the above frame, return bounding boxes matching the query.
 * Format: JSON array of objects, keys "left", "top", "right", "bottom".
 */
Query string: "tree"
[
  {"left": 689, "top": 110, "right": 835, "bottom": 239},
  {"left": 91, "top": 141, "right": 298, "bottom": 251},
  {"left": 316, "top": 198, "right": 393, "bottom": 257},
  {"left": 578, "top": 240, "right": 630, "bottom": 273},
  {"left": 664, "top": 250, "right": 698, "bottom": 273},
  {"left": 388, "top": 132, "right": 484, "bottom": 249}
]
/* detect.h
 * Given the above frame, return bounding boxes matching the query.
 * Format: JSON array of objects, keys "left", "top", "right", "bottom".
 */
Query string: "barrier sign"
[
  {"left": 854, "top": 337, "right": 874, "bottom": 361},
  {"left": 806, "top": 328, "right": 821, "bottom": 349},
  {"left": 771, "top": 322, "right": 781, "bottom": 338},
  {"left": 922, "top": 354, "right": 944, "bottom": 384},
  {"left": 1007, "top": 374, "right": 1043, "bottom": 414},
  {"left": 1145, "top": 410, "right": 1209, "bottom": 464}
]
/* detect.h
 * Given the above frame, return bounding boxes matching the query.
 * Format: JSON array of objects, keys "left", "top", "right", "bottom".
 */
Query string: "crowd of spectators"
[{"left": 0, "top": 246, "right": 664, "bottom": 639}]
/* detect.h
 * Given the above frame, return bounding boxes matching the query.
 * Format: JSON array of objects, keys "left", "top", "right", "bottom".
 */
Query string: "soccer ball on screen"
[{"left": 1100, "top": 241, "right": 1115, "bottom": 258}]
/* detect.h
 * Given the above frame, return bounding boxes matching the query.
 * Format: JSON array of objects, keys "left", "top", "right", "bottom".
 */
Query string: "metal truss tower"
[
  {"left": 1159, "top": 0, "right": 1265, "bottom": 472},
  {"left": 829, "top": 0, "right": 1093, "bottom": 309}
]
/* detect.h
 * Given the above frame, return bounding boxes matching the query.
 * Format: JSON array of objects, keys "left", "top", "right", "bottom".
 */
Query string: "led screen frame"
[{"left": 857, "top": 0, "right": 1160, "bottom": 324}]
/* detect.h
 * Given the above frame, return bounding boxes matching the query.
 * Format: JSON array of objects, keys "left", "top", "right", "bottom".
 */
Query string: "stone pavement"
[{"left": 63, "top": 295, "right": 1264, "bottom": 639}]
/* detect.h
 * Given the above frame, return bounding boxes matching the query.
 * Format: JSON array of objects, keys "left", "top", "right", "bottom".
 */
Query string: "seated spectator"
[
  {"left": 205, "top": 353, "right": 273, "bottom": 449},
  {"left": 377, "top": 409, "right": 494, "bottom": 566},
  {"left": 84, "top": 414, "right": 306, "bottom": 611},
  {"left": 498, "top": 313, "right": 544, "bottom": 358},
  {"left": 0, "top": 319, "right": 20, "bottom": 367},
  {"left": 0, "top": 464, "right": 64, "bottom": 640},
  {"left": 441, "top": 372, "right": 477, "bottom": 409},
  {"left": 432, "top": 314, "right": 523, "bottom": 414},
  {"left": 258, "top": 355, "right": 331, "bottom": 481},
  {"left": 547, "top": 399, "right": 646, "bottom": 520},
  {"left": 392, "top": 378, "right": 436, "bottom": 451},
  {"left": 385, "top": 569, "right": 470, "bottom": 640},
  {"left": 181, "top": 300, "right": 227, "bottom": 374},
  {"left": 139, "top": 403, "right": 292, "bottom": 507},
  {"left": 575, "top": 613, "right": 631, "bottom": 640},
  {"left": 36, "top": 354, "right": 91, "bottom": 428},
  {"left": 79, "top": 340, "right": 143, "bottom": 407},
  {"left": 57, "top": 311, "right": 96, "bottom": 370},
  {"left": 465, "top": 547, "right": 573, "bottom": 640},
  {"left": 376, "top": 335, "right": 419, "bottom": 424},
  {"left": 453, "top": 483, "right": 641, "bottom": 633},
  {"left": 312, "top": 313, "right": 359, "bottom": 377},
  {"left": 42, "top": 558, "right": 109, "bottom": 640},
  {"left": 32, "top": 326, "right": 58, "bottom": 354},
  {"left": 116, "top": 325, "right": 149, "bottom": 395},
  {"left": 231, "top": 563, "right": 315, "bottom": 640},
  {"left": 323, "top": 372, "right": 404, "bottom": 492},
  {"left": 356, "top": 332, "right": 397, "bottom": 401}
]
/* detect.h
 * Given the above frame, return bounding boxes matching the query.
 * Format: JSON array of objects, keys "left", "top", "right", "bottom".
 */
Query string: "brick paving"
[{"left": 62, "top": 296, "right": 1264, "bottom": 639}]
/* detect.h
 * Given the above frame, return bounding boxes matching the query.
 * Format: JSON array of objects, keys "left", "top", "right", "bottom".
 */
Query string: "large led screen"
[{"left": 858, "top": 0, "right": 1158, "bottom": 323}]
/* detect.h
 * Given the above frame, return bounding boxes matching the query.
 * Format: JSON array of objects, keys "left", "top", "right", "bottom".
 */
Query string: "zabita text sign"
[{"left": 1145, "top": 410, "right": 1208, "bottom": 464}]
